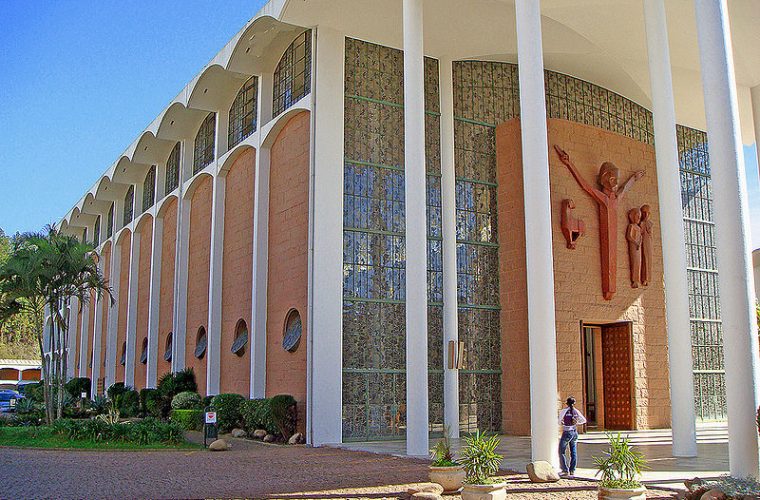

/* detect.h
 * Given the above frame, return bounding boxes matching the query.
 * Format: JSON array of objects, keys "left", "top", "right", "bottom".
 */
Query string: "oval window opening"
[
  {"left": 195, "top": 327, "right": 207, "bottom": 359},
  {"left": 120, "top": 341, "right": 127, "bottom": 366},
  {"left": 140, "top": 338, "right": 148, "bottom": 365},
  {"left": 282, "top": 309, "right": 302, "bottom": 352},
  {"left": 231, "top": 320, "right": 248, "bottom": 357},
  {"left": 164, "top": 333, "right": 173, "bottom": 362}
]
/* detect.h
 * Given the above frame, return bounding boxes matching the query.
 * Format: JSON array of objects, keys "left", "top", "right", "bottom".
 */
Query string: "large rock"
[
  {"left": 252, "top": 429, "right": 267, "bottom": 440},
  {"left": 288, "top": 432, "right": 304, "bottom": 445},
  {"left": 526, "top": 461, "right": 560, "bottom": 483},
  {"left": 700, "top": 489, "right": 727, "bottom": 500},
  {"left": 685, "top": 477, "right": 705, "bottom": 490},
  {"left": 231, "top": 428, "right": 247, "bottom": 438},
  {"left": 406, "top": 483, "right": 444, "bottom": 499},
  {"left": 208, "top": 439, "right": 228, "bottom": 451},
  {"left": 263, "top": 434, "right": 276, "bottom": 443}
]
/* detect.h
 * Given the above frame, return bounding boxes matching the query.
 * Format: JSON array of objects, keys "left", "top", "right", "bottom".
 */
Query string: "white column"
[
  {"left": 439, "top": 56, "right": 459, "bottom": 438},
  {"left": 78, "top": 296, "right": 90, "bottom": 377},
  {"left": 308, "top": 27, "right": 344, "bottom": 446},
  {"left": 216, "top": 110, "right": 230, "bottom": 157},
  {"left": 752, "top": 86, "right": 760, "bottom": 179},
  {"left": 105, "top": 243, "right": 122, "bottom": 388},
  {"left": 91, "top": 260, "right": 105, "bottom": 392},
  {"left": 206, "top": 174, "right": 226, "bottom": 395},
  {"left": 249, "top": 71, "right": 274, "bottom": 400},
  {"left": 67, "top": 296, "right": 79, "bottom": 380},
  {"left": 124, "top": 232, "right": 141, "bottom": 387},
  {"left": 643, "top": 0, "right": 698, "bottom": 458},
  {"left": 515, "top": 0, "right": 560, "bottom": 466},
  {"left": 173, "top": 141, "right": 192, "bottom": 371},
  {"left": 146, "top": 215, "right": 163, "bottom": 388},
  {"left": 403, "top": 0, "right": 429, "bottom": 457},
  {"left": 695, "top": 0, "right": 760, "bottom": 478}
]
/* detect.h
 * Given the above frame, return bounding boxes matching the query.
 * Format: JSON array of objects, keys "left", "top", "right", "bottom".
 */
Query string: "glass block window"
[
  {"left": 94, "top": 215, "right": 101, "bottom": 247},
  {"left": 232, "top": 320, "right": 248, "bottom": 357},
  {"left": 273, "top": 30, "right": 311, "bottom": 117},
  {"left": 677, "top": 125, "right": 726, "bottom": 421},
  {"left": 164, "top": 332, "right": 172, "bottom": 362},
  {"left": 194, "top": 327, "right": 207, "bottom": 359},
  {"left": 142, "top": 166, "right": 156, "bottom": 212},
  {"left": 140, "top": 338, "right": 148, "bottom": 365},
  {"left": 193, "top": 112, "right": 216, "bottom": 174},
  {"left": 107, "top": 203, "right": 114, "bottom": 238},
  {"left": 165, "top": 142, "right": 180, "bottom": 193},
  {"left": 123, "top": 185, "right": 134, "bottom": 226},
  {"left": 342, "top": 38, "right": 443, "bottom": 441},
  {"left": 229, "top": 76, "right": 258, "bottom": 148}
]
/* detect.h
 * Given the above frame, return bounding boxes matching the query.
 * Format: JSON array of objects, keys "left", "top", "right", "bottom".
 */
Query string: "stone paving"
[{"left": 0, "top": 435, "right": 678, "bottom": 499}]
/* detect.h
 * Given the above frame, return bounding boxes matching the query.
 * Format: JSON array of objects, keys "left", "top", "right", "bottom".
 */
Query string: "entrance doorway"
[{"left": 581, "top": 322, "right": 634, "bottom": 430}]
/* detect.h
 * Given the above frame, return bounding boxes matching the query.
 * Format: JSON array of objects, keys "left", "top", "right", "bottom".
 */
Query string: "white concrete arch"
[
  {"left": 80, "top": 193, "right": 113, "bottom": 218},
  {"left": 155, "top": 193, "right": 179, "bottom": 218},
  {"left": 226, "top": 15, "right": 307, "bottom": 76},
  {"left": 261, "top": 107, "right": 311, "bottom": 149},
  {"left": 187, "top": 64, "right": 251, "bottom": 113},
  {"left": 218, "top": 143, "right": 256, "bottom": 175},
  {"left": 111, "top": 156, "right": 152, "bottom": 186},
  {"left": 181, "top": 171, "right": 214, "bottom": 202},
  {"left": 156, "top": 102, "right": 210, "bottom": 142},
  {"left": 131, "top": 131, "right": 177, "bottom": 166},
  {"left": 133, "top": 210, "right": 154, "bottom": 233},
  {"left": 114, "top": 226, "right": 132, "bottom": 247}
]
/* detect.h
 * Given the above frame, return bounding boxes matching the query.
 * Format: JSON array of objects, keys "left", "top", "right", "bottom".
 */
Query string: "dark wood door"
[{"left": 601, "top": 323, "right": 633, "bottom": 430}]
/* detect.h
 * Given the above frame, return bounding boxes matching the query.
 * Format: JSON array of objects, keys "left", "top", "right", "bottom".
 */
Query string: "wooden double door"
[{"left": 582, "top": 322, "right": 634, "bottom": 430}]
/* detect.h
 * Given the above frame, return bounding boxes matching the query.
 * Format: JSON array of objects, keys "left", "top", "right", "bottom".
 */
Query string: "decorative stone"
[
  {"left": 409, "top": 493, "right": 441, "bottom": 500},
  {"left": 231, "top": 428, "right": 247, "bottom": 438},
  {"left": 406, "top": 483, "right": 444, "bottom": 499},
  {"left": 288, "top": 432, "right": 303, "bottom": 445},
  {"left": 263, "top": 434, "right": 276, "bottom": 443},
  {"left": 685, "top": 478, "right": 705, "bottom": 490},
  {"left": 526, "top": 461, "right": 560, "bottom": 483},
  {"left": 428, "top": 465, "right": 465, "bottom": 493},
  {"left": 208, "top": 439, "right": 228, "bottom": 451},
  {"left": 461, "top": 482, "right": 507, "bottom": 500},
  {"left": 252, "top": 429, "right": 267, "bottom": 440},
  {"left": 700, "top": 489, "right": 727, "bottom": 500}
]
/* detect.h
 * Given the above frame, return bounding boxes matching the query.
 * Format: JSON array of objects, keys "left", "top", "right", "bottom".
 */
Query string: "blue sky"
[{"left": 1, "top": 2, "right": 759, "bottom": 248}]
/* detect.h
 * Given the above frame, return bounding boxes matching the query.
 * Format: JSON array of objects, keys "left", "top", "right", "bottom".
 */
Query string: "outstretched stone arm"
[
  {"left": 620, "top": 170, "right": 645, "bottom": 196},
  {"left": 553, "top": 145, "right": 598, "bottom": 199}
]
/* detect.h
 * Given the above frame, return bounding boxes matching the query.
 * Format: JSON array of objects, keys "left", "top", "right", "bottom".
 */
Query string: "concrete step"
[{"left": 578, "top": 424, "right": 728, "bottom": 445}]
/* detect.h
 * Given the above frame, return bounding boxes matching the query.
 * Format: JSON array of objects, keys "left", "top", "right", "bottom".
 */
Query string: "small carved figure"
[
  {"left": 640, "top": 204, "right": 653, "bottom": 286},
  {"left": 626, "top": 208, "right": 643, "bottom": 288},
  {"left": 561, "top": 199, "right": 585, "bottom": 249},
  {"left": 554, "top": 145, "right": 645, "bottom": 300}
]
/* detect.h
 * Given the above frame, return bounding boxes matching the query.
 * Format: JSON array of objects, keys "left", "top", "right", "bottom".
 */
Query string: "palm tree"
[{"left": 0, "top": 226, "right": 111, "bottom": 422}]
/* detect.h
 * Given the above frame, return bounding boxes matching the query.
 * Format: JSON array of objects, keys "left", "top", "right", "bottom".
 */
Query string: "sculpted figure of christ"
[{"left": 554, "top": 145, "right": 645, "bottom": 300}]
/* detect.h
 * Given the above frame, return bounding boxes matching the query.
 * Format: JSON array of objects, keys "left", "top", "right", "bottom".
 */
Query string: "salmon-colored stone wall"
[
  {"left": 74, "top": 303, "right": 82, "bottom": 377},
  {"left": 133, "top": 217, "right": 153, "bottom": 390},
  {"left": 186, "top": 176, "right": 213, "bottom": 395},
  {"left": 158, "top": 198, "right": 178, "bottom": 379},
  {"left": 115, "top": 232, "right": 131, "bottom": 385},
  {"left": 98, "top": 242, "right": 112, "bottom": 392},
  {"left": 220, "top": 148, "right": 255, "bottom": 395},
  {"left": 265, "top": 111, "right": 310, "bottom": 430},
  {"left": 497, "top": 118, "right": 670, "bottom": 433}
]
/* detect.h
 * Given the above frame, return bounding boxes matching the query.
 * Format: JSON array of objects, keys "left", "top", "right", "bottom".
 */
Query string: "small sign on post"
[{"left": 203, "top": 406, "right": 218, "bottom": 447}]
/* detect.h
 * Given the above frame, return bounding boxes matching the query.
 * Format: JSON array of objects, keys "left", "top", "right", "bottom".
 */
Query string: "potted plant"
[
  {"left": 429, "top": 428, "right": 465, "bottom": 493},
  {"left": 458, "top": 431, "right": 506, "bottom": 500},
  {"left": 594, "top": 433, "right": 648, "bottom": 500}
]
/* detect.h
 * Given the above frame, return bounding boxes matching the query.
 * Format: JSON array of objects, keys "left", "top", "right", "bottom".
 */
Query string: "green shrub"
[
  {"left": 139, "top": 388, "right": 160, "bottom": 417},
  {"left": 106, "top": 383, "right": 129, "bottom": 400},
  {"left": 171, "top": 409, "right": 204, "bottom": 431},
  {"left": 107, "top": 384, "right": 140, "bottom": 417},
  {"left": 202, "top": 395, "right": 214, "bottom": 408},
  {"left": 50, "top": 417, "right": 184, "bottom": 444},
  {"left": 89, "top": 395, "right": 109, "bottom": 415},
  {"left": 270, "top": 394, "right": 297, "bottom": 439},
  {"left": 65, "top": 377, "right": 91, "bottom": 399},
  {"left": 240, "top": 399, "right": 275, "bottom": 434},
  {"left": 211, "top": 393, "right": 245, "bottom": 433},
  {"left": 23, "top": 382, "right": 44, "bottom": 403},
  {"left": 173, "top": 368, "right": 198, "bottom": 394},
  {"left": 171, "top": 391, "right": 202, "bottom": 410}
]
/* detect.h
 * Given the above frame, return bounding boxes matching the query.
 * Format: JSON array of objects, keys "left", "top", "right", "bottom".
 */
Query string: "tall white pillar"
[
  {"left": 439, "top": 56, "right": 459, "bottom": 439},
  {"left": 515, "top": 0, "right": 560, "bottom": 467},
  {"left": 403, "top": 0, "right": 429, "bottom": 457},
  {"left": 695, "top": 0, "right": 760, "bottom": 478},
  {"left": 643, "top": 0, "right": 698, "bottom": 458},
  {"left": 206, "top": 174, "right": 226, "bottom": 395},
  {"left": 124, "top": 232, "right": 141, "bottom": 388},
  {"left": 752, "top": 86, "right": 760, "bottom": 179},
  {"left": 105, "top": 242, "right": 122, "bottom": 388},
  {"left": 67, "top": 296, "right": 79, "bottom": 380},
  {"left": 146, "top": 215, "right": 163, "bottom": 388},
  {"left": 173, "top": 143, "right": 192, "bottom": 372},
  {"left": 91, "top": 259, "right": 105, "bottom": 392},
  {"left": 78, "top": 296, "right": 90, "bottom": 377},
  {"left": 308, "top": 28, "right": 344, "bottom": 446}
]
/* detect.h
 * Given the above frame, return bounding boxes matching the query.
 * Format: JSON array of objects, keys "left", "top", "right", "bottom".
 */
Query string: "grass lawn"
[{"left": 0, "top": 426, "right": 202, "bottom": 451}]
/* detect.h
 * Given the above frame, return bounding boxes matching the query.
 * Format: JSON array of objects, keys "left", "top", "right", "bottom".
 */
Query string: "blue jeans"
[{"left": 559, "top": 430, "right": 578, "bottom": 473}]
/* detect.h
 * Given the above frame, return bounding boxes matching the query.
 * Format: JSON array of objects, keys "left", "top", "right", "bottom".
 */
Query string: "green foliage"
[
  {"left": 270, "top": 394, "right": 297, "bottom": 439},
  {"left": 210, "top": 393, "right": 246, "bottom": 433},
  {"left": 171, "top": 391, "right": 202, "bottom": 410},
  {"left": 139, "top": 388, "right": 160, "bottom": 417},
  {"left": 65, "top": 377, "right": 91, "bottom": 399},
  {"left": 23, "top": 382, "right": 44, "bottom": 403},
  {"left": 173, "top": 368, "right": 198, "bottom": 394},
  {"left": 458, "top": 431, "right": 503, "bottom": 485},
  {"left": 171, "top": 409, "right": 204, "bottom": 431},
  {"left": 240, "top": 399, "right": 276, "bottom": 435},
  {"left": 694, "top": 475, "right": 760, "bottom": 499},
  {"left": 202, "top": 395, "right": 213, "bottom": 408},
  {"left": 107, "top": 383, "right": 139, "bottom": 417},
  {"left": 154, "top": 369, "right": 198, "bottom": 418},
  {"left": 50, "top": 417, "right": 184, "bottom": 445},
  {"left": 594, "top": 433, "right": 647, "bottom": 489},
  {"left": 430, "top": 427, "right": 456, "bottom": 467}
]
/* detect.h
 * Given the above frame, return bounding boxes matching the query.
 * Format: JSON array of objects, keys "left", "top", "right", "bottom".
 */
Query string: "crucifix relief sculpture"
[{"left": 554, "top": 145, "right": 645, "bottom": 300}]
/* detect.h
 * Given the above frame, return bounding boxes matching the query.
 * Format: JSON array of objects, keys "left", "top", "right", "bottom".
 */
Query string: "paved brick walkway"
[{"left": 0, "top": 439, "right": 676, "bottom": 499}]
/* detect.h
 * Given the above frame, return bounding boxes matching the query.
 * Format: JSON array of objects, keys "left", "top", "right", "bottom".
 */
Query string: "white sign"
[{"left": 205, "top": 411, "right": 217, "bottom": 424}]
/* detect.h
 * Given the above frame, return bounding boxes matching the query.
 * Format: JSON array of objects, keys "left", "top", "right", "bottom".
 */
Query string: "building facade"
[{"left": 53, "top": 0, "right": 760, "bottom": 477}]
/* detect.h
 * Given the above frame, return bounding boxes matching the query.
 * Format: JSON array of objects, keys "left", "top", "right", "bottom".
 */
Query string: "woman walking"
[{"left": 558, "top": 396, "right": 586, "bottom": 478}]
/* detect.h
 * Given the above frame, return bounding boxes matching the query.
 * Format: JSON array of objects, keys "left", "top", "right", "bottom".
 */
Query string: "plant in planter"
[
  {"left": 594, "top": 433, "right": 648, "bottom": 500},
  {"left": 429, "top": 427, "right": 465, "bottom": 494},
  {"left": 458, "top": 431, "right": 506, "bottom": 500}
]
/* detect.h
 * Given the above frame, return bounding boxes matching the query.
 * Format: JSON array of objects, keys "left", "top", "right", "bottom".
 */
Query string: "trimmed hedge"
[
  {"left": 270, "top": 394, "right": 297, "bottom": 439},
  {"left": 240, "top": 395, "right": 297, "bottom": 439},
  {"left": 171, "top": 409, "right": 204, "bottom": 431},
  {"left": 210, "top": 393, "right": 245, "bottom": 433},
  {"left": 51, "top": 417, "right": 184, "bottom": 444},
  {"left": 65, "top": 377, "right": 91, "bottom": 399},
  {"left": 171, "top": 391, "right": 202, "bottom": 410},
  {"left": 240, "top": 399, "right": 275, "bottom": 435}
]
